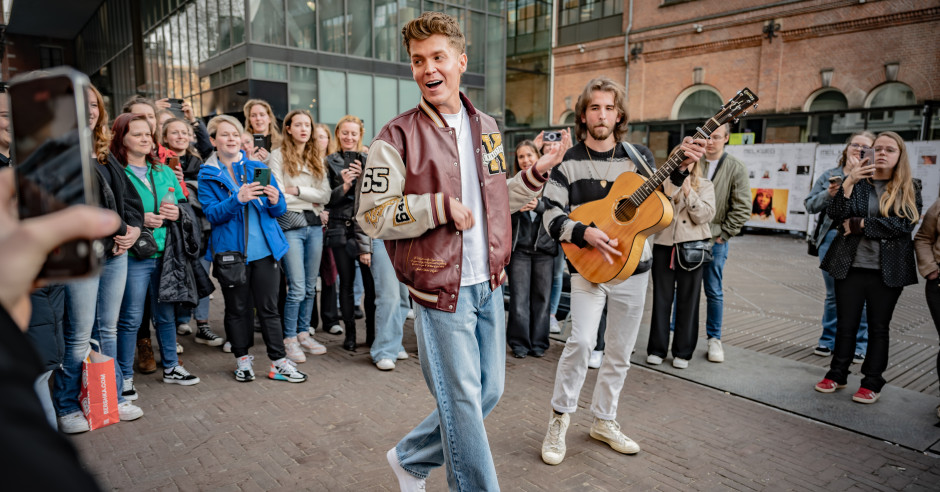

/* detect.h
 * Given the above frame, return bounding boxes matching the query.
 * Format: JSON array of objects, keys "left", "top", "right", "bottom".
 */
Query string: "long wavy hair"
[
  {"left": 243, "top": 99, "right": 282, "bottom": 150},
  {"left": 110, "top": 113, "right": 158, "bottom": 168},
  {"left": 574, "top": 76, "right": 629, "bottom": 143},
  {"left": 330, "top": 115, "right": 367, "bottom": 154},
  {"left": 281, "top": 110, "right": 324, "bottom": 180},
  {"left": 875, "top": 131, "right": 919, "bottom": 223},
  {"left": 88, "top": 85, "right": 111, "bottom": 165},
  {"left": 313, "top": 123, "right": 333, "bottom": 157},
  {"left": 838, "top": 131, "right": 875, "bottom": 168}
]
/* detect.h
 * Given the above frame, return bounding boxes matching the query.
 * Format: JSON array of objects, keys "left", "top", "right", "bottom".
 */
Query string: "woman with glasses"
[
  {"left": 804, "top": 132, "right": 874, "bottom": 361},
  {"left": 814, "top": 131, "right": 922, "bottom": 404}
]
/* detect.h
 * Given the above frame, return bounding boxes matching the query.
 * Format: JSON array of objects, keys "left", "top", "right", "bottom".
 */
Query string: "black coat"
[
  {"left": 821, "top": 178, "right": 922, "bottom": 288},
  {"left": 326, "top": 151, "right": 370, "bottom": 256},
  {"left": 159, "top": 202, "right": 214, "bottom": 305},
  {"left": 24, "top": 285, "right": 66, "bottom": 372},
  {"left": 511, "top": 199, "right": 557, "bottom": 256}
]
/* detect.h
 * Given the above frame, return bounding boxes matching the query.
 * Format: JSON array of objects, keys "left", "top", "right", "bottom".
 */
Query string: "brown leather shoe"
[{"left": 136, "top": 338, "right": 157, "bottom": 374}]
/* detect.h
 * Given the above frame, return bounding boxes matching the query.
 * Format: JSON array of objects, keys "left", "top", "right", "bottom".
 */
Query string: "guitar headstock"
[{"left": 715, "top": 88, "right": 758, "bottom": 126}]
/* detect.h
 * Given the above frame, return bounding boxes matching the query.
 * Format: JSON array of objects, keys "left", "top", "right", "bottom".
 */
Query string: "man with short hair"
[
  {"left": 356, "top": 11, "right": 569, "bottom": 491},
  {"left": 697, "top": 123, "right": 751, "bottom": 362},
  {"left": 539, "top": 76, "right": 704, "bottom": 465}
]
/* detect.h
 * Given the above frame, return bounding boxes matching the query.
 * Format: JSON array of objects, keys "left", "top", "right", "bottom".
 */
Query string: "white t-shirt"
[
  {"left": 706, "top": 158, "right": 720, "bottom": 182},
  {"left": 441, "top": 108, "right": 490, "bottom": 286}
]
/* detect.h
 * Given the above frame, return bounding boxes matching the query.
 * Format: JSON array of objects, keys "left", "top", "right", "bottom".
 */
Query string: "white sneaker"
[
  {"left": 397, "top": 350, "right": 409, "bottom": 360},
  {"left": 590, "top": 418, "right": 640, "bottom": 454},
  {"left": 118, "top": 401, "right": 143, "bottom": 421},
  {"left": 387, "top": 448, "right": 426, "bottom": 491},
  {"left": 269, "top": 358, "right": 307, "bottom": 383},
  {"left": 121, "top": 378, "right": 138, "bottom": 401},
  {"left": 672, "top": 357, "right": 689, "bottom": 369},
  {"left": 176, "top": 342, "right": 184, "bottom": 354},
  {"left": 284, "top": 337, "right": 307, "bottom": 363},
  {"left": 646, "top": 354, "right": 663, "bottom": 365},
  {"left": 405, "top": 309, "right": 415, "bottom": 320},
  {"left": 588, "top": 350, "right": 603, "bottom": 369},
  {"left": 707, "top": 338, "right": 724, "bottom": 363},
  {"left": 57, "top": 411, "right": 90, "bottom": 434},
  {"left": 235, "top": 355, "right": 255, "bottom": 382},
  {"left": 327, "top": 323, "right": 343, "bottom": 335},
  {"left": 541, "top": 412, "right": 570, "bottom": 465},
  {"left": 297, "top": 331, "right": 327, "bottom": 355},
  {"left": 549, "top": 315, "right": 562, "bottom": 334},
  {"left": 376, "top": 359, "right": 396, "bottom": 371},
  {"left": 176, "top": 323, "right": 193, "bottom": 335},
  {"left": 222, "top": 340, "right": 232, "bottom": 353}
]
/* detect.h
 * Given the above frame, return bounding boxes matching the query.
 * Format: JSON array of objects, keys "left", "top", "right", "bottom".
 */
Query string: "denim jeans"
[
  {"left": 369, "top": 239, "right": 408, "bottom": 362},
  {"left": 549, "top": 248, "right": 565, "bottom": 315},
  {"left": 817, "top": 229, "right": 868, "bottom": 353},
  {"left": 701, "top": 239, "right": 729, "bottom": 340},
  {"left": 54, "top": 254, "right": 128, "bottom": 416},
  {"left": 35, "top": 370, "right": 56, "bottom": 429},
  {"left": 282, "top": 225, "right": 324, "bottom": 338},
  {"left": 176, "top": 258, "right": 212, "bottom": 323},
  {"left": 116, "top": 256, "right": 179, "bottom": 381},
  {"left": 394, "top": 282, "right": 505, "bottom": 491}
]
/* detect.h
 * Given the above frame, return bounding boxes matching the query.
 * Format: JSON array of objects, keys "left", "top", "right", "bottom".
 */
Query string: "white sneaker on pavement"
[
  {"left": 297, "top": 331, "right": 327, "bottom": 355},
  {"left": 118, "top": 401, "right": 144, "bottom": 421},
  {"left": 397, "top": 351, "right": 409, "bottom": 360},
  {"left": 549, "top": 315, "right": 561, "bottom": 334},
  {"left": 541, "top": 412, "right": 570, "bottom": 465},
  {"left": 57, "top": 411, "right": 90, "bottom": 434},
  {"left": 176, "top": 323, "right": 192, "bottom": 335},
  {"left": 222, "top": 340, "right": 232, "bottom": 353},
  {"left": 376, "top": 359, "right": 396, "bottom": 371},
  {"left": 387, "top": 447, "right": 426, "bottom": 491},
  {"left": 327, "top": 323, "right": 344, "bottom": 335},
  {"left": 707, "top": 338, "right": 724, "bottom": 363},
  {"left": 672, "top": 357, "right": 689, "bottom": 369},
  {"left": 284, "top": 337, "right": 307, "bottom": 363},
  {"left": 588, "top": 350, "right": 603, "bottom": 369},
  {"left": 646, "top": 354, "right": 663, "bottom": 365},
  {"left": 590, "top": 418, "right": 640, "bottom": 454}
]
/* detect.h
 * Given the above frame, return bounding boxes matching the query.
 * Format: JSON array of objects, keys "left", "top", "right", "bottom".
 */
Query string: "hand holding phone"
[
  {"left": 252, "top": 167, "right": 271, "bottom": 187},
  {"left": 167, "top": 156, "right": 181, "bottom": 170},
  {"left": 253, "top": 134, "right": 272, "bottom": 152}
]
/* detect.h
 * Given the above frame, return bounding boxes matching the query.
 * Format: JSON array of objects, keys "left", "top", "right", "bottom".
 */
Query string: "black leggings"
[
  {"left": 220, "top": 256, "right": 285, "bottom": 360},
  {"left": 332, "top": 245, "right": 375, "bottom": 345}
]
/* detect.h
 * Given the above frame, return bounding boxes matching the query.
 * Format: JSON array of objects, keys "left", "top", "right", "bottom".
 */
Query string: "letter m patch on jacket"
[{"left": 482, "top": 133, "right": 506, "bottom": 175}]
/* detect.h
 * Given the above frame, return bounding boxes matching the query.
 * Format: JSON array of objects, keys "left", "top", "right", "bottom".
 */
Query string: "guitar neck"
[{"left": 628, "top": 117, "right": 722, "bottom": 207}]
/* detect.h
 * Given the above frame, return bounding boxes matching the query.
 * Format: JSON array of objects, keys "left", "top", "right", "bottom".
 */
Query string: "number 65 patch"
[{"left": 361, "top": 167, "right": 389, "bottom": 193}]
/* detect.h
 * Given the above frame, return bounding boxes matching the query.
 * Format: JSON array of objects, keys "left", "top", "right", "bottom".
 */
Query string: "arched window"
[
  {"left": 866, "top": 82, "right": 915, "bottom": 108},
  {"left": 806, "top": 89, "right": 848, "bottom": 112},
  {"left": 672, "top": 86, "right": 723, "bottom": 120},
  {"left": 560, "top": 110, "right": 576, "bottom": 125}
]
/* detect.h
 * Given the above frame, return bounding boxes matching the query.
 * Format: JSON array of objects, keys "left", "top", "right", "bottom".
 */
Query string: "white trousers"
[{"left": 550, "top": 271, "right": 649, "bottom": 420}]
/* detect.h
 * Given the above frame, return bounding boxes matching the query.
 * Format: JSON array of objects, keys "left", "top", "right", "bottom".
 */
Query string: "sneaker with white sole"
[
  {"left": 235, "top": 355, "right": 255, "bottom": 382},
  {"left": 707, "top": 338, "right": 724, "bottom": 363},
  {"left": 588, "top": 350, "right": 603, "bottom": 369},
  {"left": 121, "top": 378, "right": 138, "bottom": 401},
  {"left": 376, "top": 359, "right": 396, "bottom": 371},
  {"left": 118, "top": 401, "right": 144, "bottom": 421},
  {"left": 176, "top": 342, "right": 184, "bottom": 354},
  {"left": 327, "top": 323, "right": 343, "bottom": 335},
  {"left": 163, "top": 365, "right": 200, "bottom": 385},
  {"left": 297, "top": 331, "right": 327, "bottom": 355},
  {"left": 549, "top": 315, "right": 561, "bottom": 334},
  {"left": 672, "top": 357, "right": 689, "bottom": 369},
  {"left": 176, "top": 323, "right": 193, "bottom": 336},
  {"left": 58, "top": 411, "right": 90, "bottom": 434},
  {"left": 397, "top": 350, "right": 409, "bottom": 360},
  {"left": 646, "top": 354, "right": 663, "bottom": 365},
  {"left": 813, "top": 346, "right": 832, "bottom": 357},
  {"left": 195, "top": 323, "right": 224, "bottom": 346},
  {"left": 269, "top": 358, "right": 307, "bottom": 383},
  {"left": 852, "top": 353, "right": 865, "bottom": 364},
  {"left": 222, "top": 340, "right": 232, "bottom": 353},
  {"left": 590, "top": 418, "right": 640, "bottom": 454},
  {"left": 406, "top": 309, "right": 416, "bottom": 320},
  {"left": 541, "top": 412, "right": 570, "bottom": 465},
  {"left": 387, "top": 448, "right": 426, "bottom": 491},
  {"left": 284, "top": 337, "right": 307, "bottom": 363},
  {"left": 852, "top": 387, "right": 879, "bottom": 404}
]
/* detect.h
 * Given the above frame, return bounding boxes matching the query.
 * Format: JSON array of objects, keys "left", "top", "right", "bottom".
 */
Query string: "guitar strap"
[{"left": 621, "top": 142, "right": 654, "bottom": 178}]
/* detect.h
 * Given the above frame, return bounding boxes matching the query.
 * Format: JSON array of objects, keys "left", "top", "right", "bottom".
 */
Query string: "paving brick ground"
[{"left": 69, "top": 235, "right": 940, "bottom": 491}]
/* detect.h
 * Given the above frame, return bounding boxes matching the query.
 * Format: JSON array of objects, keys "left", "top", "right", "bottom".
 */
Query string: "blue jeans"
[
  {"left": 116, "top": 256, "right": 178, "bottom": 380},
  {"left": 818, "top": 229, "right": 868, "bottom": 353},
  {"left": 701, "top": 239, "right": 728, "bottom": 340},
  {"left": 549, "top": 248, "right": 564, "bottom": 315},
  {"left": 176, "top": 258, "right": 212, "bottom": 323},
  {"left": 393, "top": 282, "right": 505, "bottom": 491},
  {"left": 54, "top": 254, "right": 128, "bottom": 416},
  {"left": 370, "top": 239, "right": 408, "bottom": 362},
  {"left": 35, "top": 370, "right": 56, "bottom": 428},
  {"left": 282, "top": 225, "right": 324, "bottom": 338}
]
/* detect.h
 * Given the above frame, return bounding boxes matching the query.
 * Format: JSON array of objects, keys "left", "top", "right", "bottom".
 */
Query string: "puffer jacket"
[
  {"left": 159, "top": 202, "right": 214, "bottom": 305},
  {"left": 356, "top": 94, "right": 547, "bottom": 312}
]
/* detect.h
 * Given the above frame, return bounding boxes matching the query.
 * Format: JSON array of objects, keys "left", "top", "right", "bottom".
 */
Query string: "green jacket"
[
  {"left": 124, "top": 162, "right": 186, "bottom": 258},
  {"left": 699, "top": 152, "right": 750, "bottom": 242}
]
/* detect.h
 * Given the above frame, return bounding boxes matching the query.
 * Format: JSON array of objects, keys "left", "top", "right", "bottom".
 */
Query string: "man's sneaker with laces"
[
  {"left": 852, "top": 387, "right": 880, "bottom": 404},
  {"left": 284, "top": 337, "right": 307, "bottom": 363},
  {"left": 195, "top": 322, "right": 224, "bottom": 346},
  {"left": 269, "top": 358, "right": 307, "bottom": 383},
  {"left": 813, "top": 346, "right": 832, "bottom": 356},
  {"left": 235, "top": 355, "right": 255, "bottom": 382},
  {"left": 541, "top": 412, "right": 570, "bottom": 465},
  {"left": 118, "top": 401, "right": 144, "bottom": 421},
  {"left": 176, "top": 323, "right": 193, "bottom": 336},
  {"left": 590, "top": 418, "right": 640, "bottom": 455},
  {"left": 387, "top": 448, "right": 426, "bottom": 491},
  {"left": 163, "top": 365, "right": 200, "bottom": 385},
  {"left": 58, "top": 411, "right": 90, "bottom": 434},
  {"left": 707, "top": 338, "right": 724, "bottom": 362},
  {"left": 297, "top": 331, "right": 327, "bottom": 355},
  {"left": 121, "top": 378, "right": 138, "bottom": 401},
  {"left": 814, "top": 378, "right": 846, "bottom": 393}
]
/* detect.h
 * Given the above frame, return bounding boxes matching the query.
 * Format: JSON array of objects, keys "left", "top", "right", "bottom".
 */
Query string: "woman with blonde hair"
[
  {"left": 815, "top": 131, "right": 922, "bottom": 404},
  {"left": 243, "top": 99, "right": 282, "bottom": 161},
  {"left": 268, "top": 110, "right": 331, "bottom": 362}
]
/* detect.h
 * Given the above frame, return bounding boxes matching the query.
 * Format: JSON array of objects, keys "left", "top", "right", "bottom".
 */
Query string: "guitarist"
[{"left": 539, "top": 76, "right": 705, "bottom": 465}]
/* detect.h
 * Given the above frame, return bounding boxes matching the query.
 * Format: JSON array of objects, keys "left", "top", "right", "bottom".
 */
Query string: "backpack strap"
[{"left": 621, "top": 142, "right": 654, "bottom": 178}]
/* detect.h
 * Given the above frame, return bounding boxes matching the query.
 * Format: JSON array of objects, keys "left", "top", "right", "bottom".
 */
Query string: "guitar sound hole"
[{"left": 614, "top": 199, "right": 636, "bottom": 222}]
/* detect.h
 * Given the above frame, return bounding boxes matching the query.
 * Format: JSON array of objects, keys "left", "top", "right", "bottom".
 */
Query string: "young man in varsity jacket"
[
  {"left": 539, "top": 77, "right": 705, "bottom": 465},
  {"left": 356, "top": 12, "right": 570, "bottom": 491}
]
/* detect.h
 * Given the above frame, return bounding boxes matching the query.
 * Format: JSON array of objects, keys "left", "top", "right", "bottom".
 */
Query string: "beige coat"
[
  {"left": 654, "top": 178, "right": 716, "bottom": 246},
  {"left": 914, "top": 197, "right": 940, "bottom": 278},
  {"left": 268, "top": 148, "right": 331, "bottom": 215}
]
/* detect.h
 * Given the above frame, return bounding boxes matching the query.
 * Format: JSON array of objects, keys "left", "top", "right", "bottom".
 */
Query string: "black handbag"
[
  {"left": 130, "top": 169, "right": 160, "bottom": 257},
  {"left": 323, "top": 223, "right": 347, "bottom": 248},
  {"left": 277, "top": 209, "right": 308, "bottom": 231},
  {"left": 212, "top": 172, "right": 249, "bottom": 288},
  {"left": 675, "top": 240, "right": 713, "bottom": 271}
]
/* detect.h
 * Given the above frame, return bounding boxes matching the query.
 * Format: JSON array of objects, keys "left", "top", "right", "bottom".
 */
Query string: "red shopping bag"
[{"left": 79, "top": 341, "right": 119, "bottom": 430}]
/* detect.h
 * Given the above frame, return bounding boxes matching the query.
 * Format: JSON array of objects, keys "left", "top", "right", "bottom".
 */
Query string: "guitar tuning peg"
[{"left": 733, "top": 118, "right": 740, "bottom": 124}]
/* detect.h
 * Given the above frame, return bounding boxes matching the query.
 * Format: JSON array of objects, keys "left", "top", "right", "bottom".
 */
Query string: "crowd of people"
[{"left": 0, "top": 10, "right": 937, "bottom": 492}]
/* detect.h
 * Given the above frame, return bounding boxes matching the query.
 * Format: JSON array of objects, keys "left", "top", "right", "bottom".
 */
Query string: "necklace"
[{"left": 587, "top": 146, "right": 615, "bottom": 187}]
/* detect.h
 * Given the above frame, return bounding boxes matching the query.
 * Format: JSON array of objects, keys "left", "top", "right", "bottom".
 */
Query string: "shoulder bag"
[
  {"left": 130, "top": 169, "right": 159, "bottom": 257},
  {"left": 675, "top": 240, "right": 713, "bottom": 271}
]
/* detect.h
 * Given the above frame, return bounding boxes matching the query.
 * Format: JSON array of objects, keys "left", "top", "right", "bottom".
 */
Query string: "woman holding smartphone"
[
  {"left": 268, "top": 110, "right": 331, "bottom": 362},
  {"left": 113, "top": 113, "right": 201, "bottom": 399},
  {"left": 804, "top": 132, "right": 874, "bottom": 361},
  {"left": 325, "top": 115, "right": 374, "bottom": 351},
  {"left": 243, "top": 99, "right": 282, "bottom": 162},
  {"left": 198, "top": 115, "right": 306, "bottom": 383},
  {"left": 815, "top": 131, "right": 922, "bottom": 404},
  {"left": 313, "top": 122, "right": 343, "bottom": 335}
]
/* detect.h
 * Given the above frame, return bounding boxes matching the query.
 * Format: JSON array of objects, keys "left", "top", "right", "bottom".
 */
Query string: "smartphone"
[
  {"left": 544, "top": 131, "right": 562, "bottom": 143},
  {"left": 342, "top": 151, "right": 360, "bottom": 168},
  {"left": 9, "top": 67, "right": 103, "bottom": 281},
  {"left": 167, "top": 98, "right": 185, "bottom": 119},
  {"left": 167, "top": 156, "right": 181, "bottom": 170},
  {"left": 252, "top": 167, "right": 271, "bottom": 187},
  {"left": 828, "top": 175, "right": 843, "bottom": 185},
  {"left": 253, "top": 133, "right": 272, "bottom": 152}
]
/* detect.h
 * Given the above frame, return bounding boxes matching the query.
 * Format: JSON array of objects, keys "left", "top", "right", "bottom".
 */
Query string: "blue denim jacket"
[{"left": 804, "top": 166, "right": 845, "bottom": 249}]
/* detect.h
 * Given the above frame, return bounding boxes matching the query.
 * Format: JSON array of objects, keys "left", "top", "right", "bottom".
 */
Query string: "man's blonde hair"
[{"left": 401, "top": 11, "right": 465, "bottom": 56}]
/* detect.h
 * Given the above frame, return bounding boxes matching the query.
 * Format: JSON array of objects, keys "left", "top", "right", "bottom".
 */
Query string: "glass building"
[{"left": 74, "top": 0, "right": 505, "bottom": 142}]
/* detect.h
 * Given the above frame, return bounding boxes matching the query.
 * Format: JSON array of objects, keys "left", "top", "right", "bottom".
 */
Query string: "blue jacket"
[{"left": 197, "top": 151, "right": 289, "bottom": 262}]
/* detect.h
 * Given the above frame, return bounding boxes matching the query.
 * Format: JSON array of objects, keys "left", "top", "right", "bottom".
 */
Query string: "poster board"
[{"left": 908, "top": 141, "right": 940, "bottom": 224}]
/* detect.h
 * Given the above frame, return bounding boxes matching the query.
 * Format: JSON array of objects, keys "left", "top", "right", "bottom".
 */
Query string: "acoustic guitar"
[{"left": 563, "top": 88, "right": 759, "bottom": 284}]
